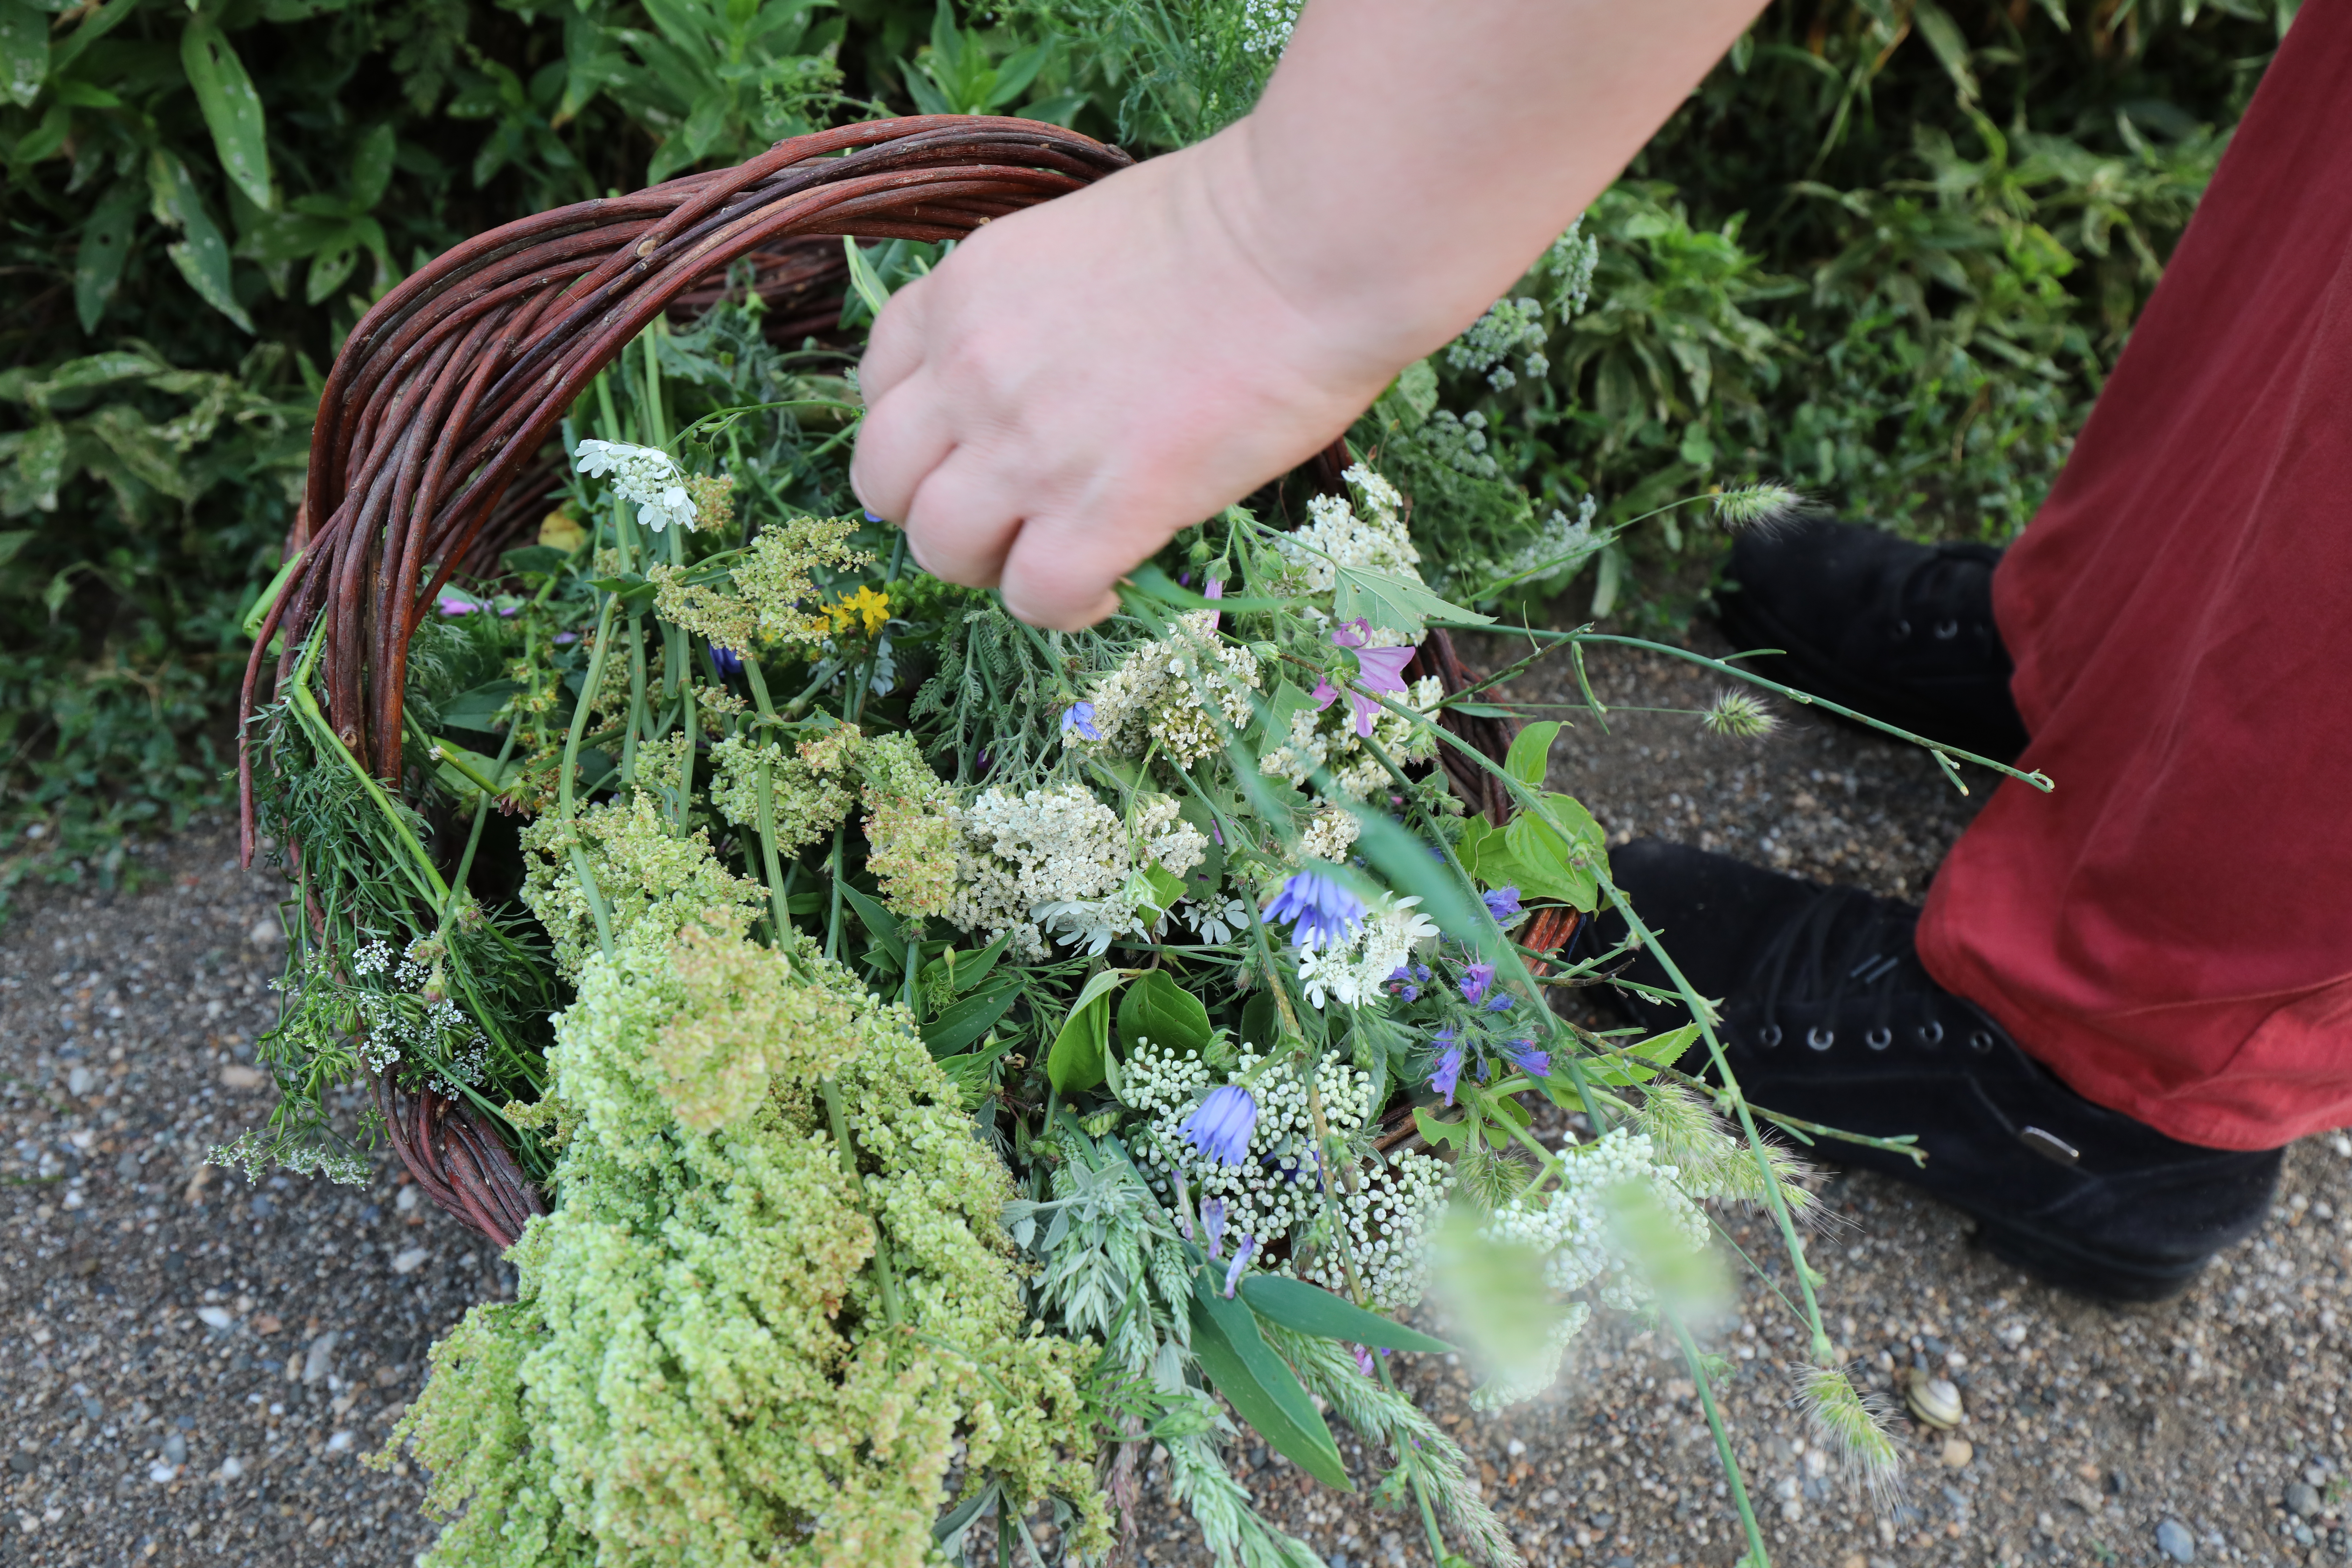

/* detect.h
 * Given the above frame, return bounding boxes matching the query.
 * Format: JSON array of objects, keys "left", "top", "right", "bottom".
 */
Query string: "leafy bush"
[
  {"left": 0, "top": 0, "right": 2296, "bottom": 908},
  {"left": 1373, "top": 0, "right": 2289, "bottom": 624}
]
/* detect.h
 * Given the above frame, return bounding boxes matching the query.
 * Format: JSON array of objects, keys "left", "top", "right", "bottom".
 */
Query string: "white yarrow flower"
[{"left": 573, "top": 439, "right": 699, "bottom": 532}]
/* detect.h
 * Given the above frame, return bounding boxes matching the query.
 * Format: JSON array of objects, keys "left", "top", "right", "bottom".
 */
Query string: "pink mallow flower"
[{"left": 1311, "top": 619, "right": 1415, "bottom": 738}]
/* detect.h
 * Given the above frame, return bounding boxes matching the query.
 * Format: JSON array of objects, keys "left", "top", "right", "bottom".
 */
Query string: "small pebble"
[
  {"left": 219, "top": 1456, "right": 244, "bottom": 1480},
  {"left": 392, "top": 1246, "right": 430, "bottom": 1274},
  {"left": 162, "top": 1433, "right": 186, "bottom": 1465},
  {"left": 2156, "top": 1518, "right": 2196, "bottom": 1563},
  {"left": 1939, "top": 1437, "right": 1973, "bottom": 1469},
  {"left": 396, "top": 1185, "right": 421, "bottom": 1213},
  {"left": 66, "top": 1065, "right": 94, "bottom": 1096},
  {"left": 2287, "top": 1481, "right": 2322, "bottom": 1518},
  {"left": 197, "top": 1306, "right": 232, "bottom": 1329},
  {"left": 303, "top": 1331, "right": 339, "bottom": 1385}
]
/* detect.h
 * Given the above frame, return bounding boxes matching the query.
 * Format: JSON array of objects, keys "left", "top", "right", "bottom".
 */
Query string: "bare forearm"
[{"left": 1216, "top": 0, "right": 1767, "bottom": 369}]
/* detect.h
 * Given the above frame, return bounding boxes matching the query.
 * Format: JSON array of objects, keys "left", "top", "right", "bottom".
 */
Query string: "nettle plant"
[{"left": 219, "top": 274, "right": 2056, "bottom": 1567}]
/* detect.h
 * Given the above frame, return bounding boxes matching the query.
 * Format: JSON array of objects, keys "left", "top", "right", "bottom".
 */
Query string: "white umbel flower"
[{"left": 574, "top": 439, "right": 698, "bottom": 533}]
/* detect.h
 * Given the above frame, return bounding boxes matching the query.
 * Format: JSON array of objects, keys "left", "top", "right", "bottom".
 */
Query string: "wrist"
[{"left": 1185, "top": 121, "right": 1454, "bottom": 387}]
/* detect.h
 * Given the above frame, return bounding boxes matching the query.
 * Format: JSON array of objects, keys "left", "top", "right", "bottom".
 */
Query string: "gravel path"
[{"left": 6, "top": 636, "right": 2347, "bottom": 1568}]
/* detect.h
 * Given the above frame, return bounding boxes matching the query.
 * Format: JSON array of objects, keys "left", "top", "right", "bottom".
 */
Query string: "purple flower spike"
[
  {"left": 706, "top": 645, "right": 745, "bottom": 680},
  {"left": 1199, "top": 1196, "right": 1228, "bottom": 1259},
  {"left": 1484, "top": 990, "right": 1515, "bottom": 1013},
  {"left": 1483, "top": 886, "right": 1523, "bottom": 920},
  {"left": 1353, "top": 1345, "right": 1378, "bottom": 1377},
  {"left": 1505, "top": 1039, "right": 1551, "bottom": 1079},
  {"left": 1460, "top": 962, "right": 1495, "bottom": 1007},
  {"left": 437, "top": 594, "right": 479, "bottom": 616},
  {"left": 1059, "top": 701, "right": 1102, "bottom": 742},
  {"left": 1182, "top": 1086, "right": 1258, "bottom": 1168},
  {"left": 1428, "top": 1029, "right": 1463, "bottom": 1107},
  {"left": 1262, "top": 870, "right": 1365, "bottom": 951},
  {"left": 1223, "top": 1234, "right": 1256, "bottom": 1297}
]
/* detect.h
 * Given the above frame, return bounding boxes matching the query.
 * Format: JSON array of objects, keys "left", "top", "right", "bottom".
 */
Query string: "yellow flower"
[{"left": 828, "top": 585, "right": 891, "bottom": 637}]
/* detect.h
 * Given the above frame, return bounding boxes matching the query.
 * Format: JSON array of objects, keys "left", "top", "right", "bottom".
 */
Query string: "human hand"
[{"left": 849, "top": 128, "right": 1402, "bottom": 630}]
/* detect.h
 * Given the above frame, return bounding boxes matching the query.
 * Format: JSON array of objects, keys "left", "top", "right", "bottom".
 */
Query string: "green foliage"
[
  {"left": 0, "top": 0, "right": 955, "bottom": 916},
  {"left": 1375, "top": 0, "right": 2286, "bottom": 624}
]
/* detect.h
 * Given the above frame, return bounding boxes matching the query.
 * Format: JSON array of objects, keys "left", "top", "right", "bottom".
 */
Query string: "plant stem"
[{"left": 1671, "top": 1314, "right": 1770, "bottom": 1568}]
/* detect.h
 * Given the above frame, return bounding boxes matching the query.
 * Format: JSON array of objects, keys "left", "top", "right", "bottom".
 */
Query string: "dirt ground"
[{"left": 5, "top": 636, "right": 2346, "bottom": 1568}]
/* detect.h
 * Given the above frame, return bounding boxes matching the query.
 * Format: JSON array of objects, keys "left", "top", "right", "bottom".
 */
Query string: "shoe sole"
[{"left": 1955, "top": 1204, "right": 2208, "bottom": 1304}]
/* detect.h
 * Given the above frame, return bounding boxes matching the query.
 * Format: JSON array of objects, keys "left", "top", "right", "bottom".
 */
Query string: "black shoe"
[
  {"left": 1596, "top": 839, "right": 2282, "bottom": 1303},
  {"left": 1714, "top": 517, "right": 2030, "bottom": 764}
]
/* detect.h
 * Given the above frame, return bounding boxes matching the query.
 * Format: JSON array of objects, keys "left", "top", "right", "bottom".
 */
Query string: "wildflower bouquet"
[{"left": 221, "top": 119, "right": 2050, "bottom": 1568}]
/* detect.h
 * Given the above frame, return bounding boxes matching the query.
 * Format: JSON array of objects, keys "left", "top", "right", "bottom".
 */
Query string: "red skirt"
[{"left": 1917, "top": 0, "right": 2352, "bottom": 1151}]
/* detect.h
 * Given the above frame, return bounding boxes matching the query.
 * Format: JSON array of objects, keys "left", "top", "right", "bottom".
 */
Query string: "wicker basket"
[{"left": 240, "top": 115, "right": 1547, "bottom": 1244}]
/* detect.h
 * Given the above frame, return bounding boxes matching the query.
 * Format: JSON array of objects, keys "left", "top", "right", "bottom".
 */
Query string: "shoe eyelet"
[
  {"left": 1806, "top": 1027, "right": 1835, "bottom": 1051},
  {"left": 1865, "top": 1026, "right": 1892, "bottom": 1051},
  {"left": 1967, "top": 1030, "right": 1995, "bottom": 1053},
  {"left": 1759, "top": 1024, "right": 1782, "bottom": 1049},
  {"left": 1916, "top": 1020, "right": 1944, "bottom": 1048},
  {"left": 1934, "top": 619, "right": 1961, "bottom": 640}
]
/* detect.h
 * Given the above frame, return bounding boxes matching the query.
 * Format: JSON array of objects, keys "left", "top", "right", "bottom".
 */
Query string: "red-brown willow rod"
[{"left": 237, "top": 114, "right": 1134, "bottom": 858}]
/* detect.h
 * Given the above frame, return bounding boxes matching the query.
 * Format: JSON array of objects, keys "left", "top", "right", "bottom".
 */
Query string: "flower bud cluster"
[
  {"left": 950, "top": 786, "right": 1205, "bottom": 958},
  {"left": 1076, "top": 610, "right": 1262, "bottom": 766}
]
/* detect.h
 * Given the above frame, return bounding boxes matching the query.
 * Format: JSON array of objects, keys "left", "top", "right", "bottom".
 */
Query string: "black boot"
[
  {"left": 1714, "top": 517, "right": 2030, "bottom": 764},
  {"left": 1597, "top": 838, "right": 2282, "bottom": 1303}
]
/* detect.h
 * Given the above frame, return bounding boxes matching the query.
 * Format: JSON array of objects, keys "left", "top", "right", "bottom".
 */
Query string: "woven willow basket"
[{"left": 237, "top": 114, "right": 1560, "bottom": 1242}]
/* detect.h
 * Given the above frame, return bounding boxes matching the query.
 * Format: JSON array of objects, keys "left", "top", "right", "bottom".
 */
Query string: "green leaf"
[
  {"left": 1188, "top": 1273, "right": 1354, "bottom": 1491},
  {"left": 501, "top": 545, "right": 571, "bottom": 577},
  {"left": 1390, "top": 357, "right": 1438, "bottom": 425},
  {"left": 1121, "top": 562, "right": 1290, "bottom": 615},
  {"left": 1445, "top": 702, "right": 1516, "bottom": 719},
  {"left": 0, "top": 530, "right": 33, "bottom": 569},
  {"left": 1136, "top": 862, "right": 1186, "bottom": 923},
  {"left": 836, "top": 880, "right": 905, "bottom": 970},
  {"left": 1174, "top": 796, "right": 1227, "bottom": 904},
  {"left": 12, "top": 423, "right": 64, "bottom": 512},
  {"left": 1910, "top": 1, "right": 1980, "bottom": 103},
  {"left": 1584, "top": 1023, "right": 1701, "bottom": 1087},
  {"left": 350, "top": 122, "right": 397, "bottom": 210},
  {"left": 1330, "top": 564, "right": 1491, "bottom": 640},
  {"left": 1045, "top": 968, "right": 1128, "bottom": 1096},
  {"left": 1500, "top": 793, "right": 1609, "bottom": 912},
  {"left": 1238, "top": 1274, "right": 1454, "bottom": 1354},
  {"left": 1503, "top": 720, "right": 1562, "bottom": 791},
  {"left": 149, "top": 151, "right": 254, "bottom": 333},
  {"left": 941, "top": 929, "right": 1015, "bottom": 999},
  {"left": 435, "top": 679, "right": 522, "bottom": 733},
  {"left": 923, "top": 981, "right": 1020, "bottom": 1058},
  {"left": 844, "top": 237, "right": 891, "bottom": 318},
  {"left": 1412, "top": 1105, "right": 1470, "bottom": 1150},
  {"left": 304, "top": 234, "right": 360, "bottom": 306},
  {"left": 0, "top": 0, "right": 49, "bottom": 110},
  {"left": 74, "top": 180, "right": 141, "bottom": 335},
  {"left": 181, "top": 21, "right": 274, "bottom": 211},
  {"left": 586, "top": 573, "right": 658, "bottom": 610},
  {"left": 48, "top": 0, "right": 139, "bottom": 76},
  {"left": 1117, "top": 969, "right": 1211, "bottom": 1059}
]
